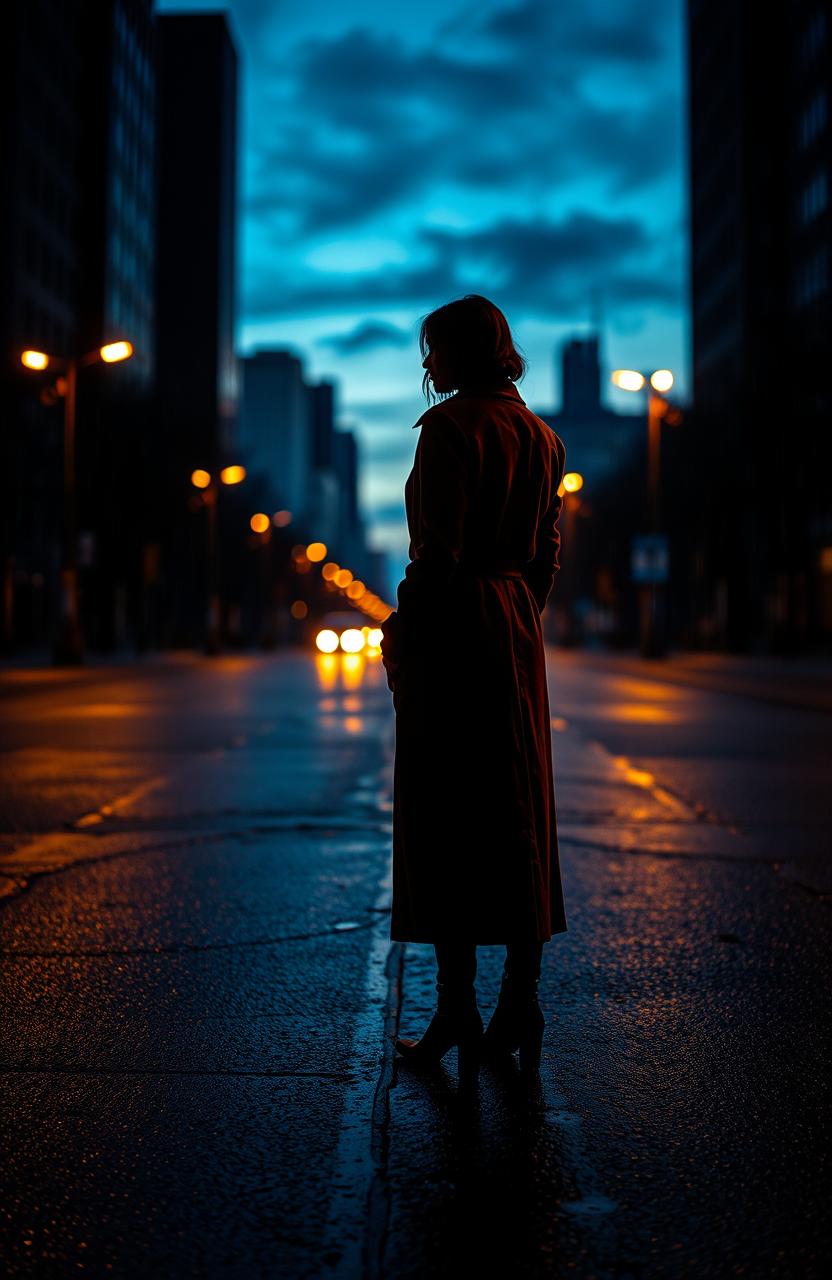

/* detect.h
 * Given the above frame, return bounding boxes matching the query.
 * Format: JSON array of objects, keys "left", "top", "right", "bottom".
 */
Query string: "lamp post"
[
  {"left": 21, "top": 341, "right": 133, "bottom": 665},
  {"left": 190, "top": 464, "right": 246, "bottom": 654},
  {"left": 610, "top": 368, "right": 679, "bottom": 658},
  {"left": 557, "top": 472, "right": 584, "bottom": 646}
]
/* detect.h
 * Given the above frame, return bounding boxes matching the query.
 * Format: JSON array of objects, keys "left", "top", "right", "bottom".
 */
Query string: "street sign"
[{"left": 632, "top": 533, "right": 670, "bottom": 584}]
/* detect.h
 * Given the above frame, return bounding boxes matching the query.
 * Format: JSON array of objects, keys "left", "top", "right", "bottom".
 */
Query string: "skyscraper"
[
  {"left": 0, "top": 0, "right": 156, "bottom": 653},
  {"left": 685, "top": 0, "right": 831, "bottom": 648},
  {"left": 156, "top": 12, "right": 239, "bottom": 472},
  {"left": 155, "top": 11, "right": 240, "bottom": 646},
  {"left": 537, "top": 334, "right": 643, "bottom": 493}
]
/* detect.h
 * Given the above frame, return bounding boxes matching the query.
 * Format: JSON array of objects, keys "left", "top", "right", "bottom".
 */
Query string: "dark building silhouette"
[
  {"left": 155, "top": 11, "right": 240, "bottom": 645},
  {"left": 0, "top": 0, "right": 156, "bottom": 654},
  {"left": 156, "top": 11, "right": 239, "bottom": 468},
  {"left": 239, "top": 350, "right": 310, "bottom": 519},
  {"left": 537, "top": 334, "right": 643, "bottom": 493},
  {"left": 683, "top": 0, "right": 831, "bottom": 649}
]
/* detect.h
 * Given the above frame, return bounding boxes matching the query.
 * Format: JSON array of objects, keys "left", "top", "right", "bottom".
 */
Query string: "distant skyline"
[{"left": 158, "top": 0, "right": 688, "bottom": 580}]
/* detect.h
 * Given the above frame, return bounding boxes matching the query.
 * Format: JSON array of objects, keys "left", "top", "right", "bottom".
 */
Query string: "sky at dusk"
[{"left": 158, "top": 0, "right": 689, "bottom": 583}]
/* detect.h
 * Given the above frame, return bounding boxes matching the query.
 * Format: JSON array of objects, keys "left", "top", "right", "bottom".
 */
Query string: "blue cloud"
[{"left": 317, "top": 320, "right": 412, "bottom": 355}]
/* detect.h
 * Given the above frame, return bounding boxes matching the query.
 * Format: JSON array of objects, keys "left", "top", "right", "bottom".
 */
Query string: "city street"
[{"left": 0, "top": 648, "right": 829, "bottom": 1278}]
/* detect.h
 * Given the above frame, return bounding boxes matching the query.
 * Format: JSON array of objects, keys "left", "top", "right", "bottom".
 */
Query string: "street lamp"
[
  {"left": 20, "top": 341, "right": 133, "bottom": 664},
  {"left": 555, "top": 473, "right": 585, "bottom": 646},
  {"left": 190, "top": 464, "right": 247, "bottom": 654},
  {"left": 611, "top": 367, "right": 680, "bottom": 657}
]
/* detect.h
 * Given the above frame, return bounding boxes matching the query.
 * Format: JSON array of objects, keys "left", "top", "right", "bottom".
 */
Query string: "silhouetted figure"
[{"left": 380, "top": 295, "right": 567, "bottom": 1082}]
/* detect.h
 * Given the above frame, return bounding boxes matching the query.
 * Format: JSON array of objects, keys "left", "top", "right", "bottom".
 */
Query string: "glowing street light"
[
  {"left": 611, "top": 369, "right": 645, "bottom": 392},
  {"left": 99, "top": 340, "right": 133, "bottom": 364},
  {"left": 562, "top": 472, "right": 584, "bottom": 493},
  {"left": 649, "top": 369, "right": 674, "bottom": 393},
  {"left": 220, "top": 464, "right": 246, "bottom": 486},
  {"left": 610, "top": 366, "right": 679, "bottom": 658},
  {"left": 21, "top": 349, "right": 50, "bottom": 371},
  {"left": 250, "top": 513, "right": 270, "bottom": 534},
  {"left": 191, "top": 469, "right": 212, "bottom": 490},
  {"left": 19, "top": 338, "right": 134, "bottom": 663}
]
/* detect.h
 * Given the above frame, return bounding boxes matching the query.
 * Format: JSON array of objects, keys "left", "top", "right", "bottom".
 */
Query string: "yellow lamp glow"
[
  {"left": 563, "top": 472, "right": 584, "bottom": 493},
  {"left": 220, "top": 465, "right": 246, "bottom": 485},
  {"left": 650, "top": 369, "right": 674, "bottom": 392},
  {"left": 340, "top": 628, "right": 365, "bottom": 653},
  {"left": 367, "top": 628, "right": 384, "bottom": 648},
  {"left": 21, "top": 349, "right": 50, "bottom": 371},
  {"left": 191, "top": 469, "right": 211, "bottom": 489},
  {"left": 306, "top": 542, "right": 327, "bottom": 562},
  {"left": 100, "top": 340, "right": 133, "bottom": 364},
  {"left": 611, "top": 369, "right": 645, "bottom": 392},
  {"left": 250, "top": 513, "right": 270, "bottom": 533},
  {"left": 315, "top": 629, "right": 340, "bottom": 653}
]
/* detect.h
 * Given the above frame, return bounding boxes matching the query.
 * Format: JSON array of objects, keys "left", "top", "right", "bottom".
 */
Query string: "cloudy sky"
[{"left": 159, "top": 0, "right": 688, "bottom": 589}]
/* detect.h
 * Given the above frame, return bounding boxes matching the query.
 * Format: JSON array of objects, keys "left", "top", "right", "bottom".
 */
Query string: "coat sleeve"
[
  {"left": 392, "top": 412, "right": 469, "bottom": 644},
  {"left": 523, "top": 436, "right": 566, "bottom": 614}
]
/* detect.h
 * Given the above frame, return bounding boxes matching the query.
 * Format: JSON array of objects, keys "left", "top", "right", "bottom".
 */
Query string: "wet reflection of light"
[
  {"left": 318, "top": 696, "right": 338, "bottom": 712},
  {"left": 32, "top": 702, "right": 148, "bottom": 719},
  {"left": 550, "top": 716, "right": 569, "bottom": 732},
  {"left": 343, "top": 695, "right": 362, "bottom": 712},
  {"left": 344, "top": 717, "right": 364, "bottom": 734},
  {"left": 341, "top": 655, "right": 365, "bottom": 689},
  {"left": 612, "top": 755, "right": 690, "bottom": 818},
  {"left": 604, "top": 703, "right": 677, "bottom": 724},
  {"left": 316, "top": 653, "right": 340, "bottom": 688}
]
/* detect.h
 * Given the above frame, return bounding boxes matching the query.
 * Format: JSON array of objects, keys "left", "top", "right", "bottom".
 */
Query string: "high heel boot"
[
  {"left": 394, "top": 980, "right": 484, "bottom": 1083},
  {"left": 481, "top": 974, "right": 545, "bottom": 1073}
]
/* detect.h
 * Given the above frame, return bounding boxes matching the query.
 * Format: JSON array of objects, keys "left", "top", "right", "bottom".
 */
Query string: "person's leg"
[
  {"left": 483, "top": 937, "right": 545, "bottom": 1070},
  {"left": 395, "top": 941, "right": 482, "bottom": 1073},
  {"left": 504, "top": 938, "right": 544, "bottom": 985},
  {"left": 434, "top": 940, "right": 478, "bottom": 988}
]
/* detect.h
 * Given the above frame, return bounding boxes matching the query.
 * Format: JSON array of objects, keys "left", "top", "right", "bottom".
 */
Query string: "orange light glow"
[
  {"left": 346, "top": 580, "right": 366, "bottom": 599},
  {"left": 563, "top": 472, "right": 584, "bottom": 493},
  {"left": 191, "top": 469, "right": 211, "bottom": 489},
  {"left": 100, "top": 340, "right": 133, "bottom": 364},
  {"left": 306, "top": 542, "right": 327, "bottom": 562},
  {"left": 649, "top": 369, "right": 674, "bottom": 392},
  {"left": 220, "top": 465, "right": 246, "bottom": 485},
  {"left": 21, "top": 349, "right": 50, "bottom": 370},
  {"left": 334, "top": 569, "right": 353, "bottom": 588},
  {"left": 273, "top": 509, "right": 292, "bottom": 527},
  {"left": 290, "top": 600, "right": 308, "bottom": 618},
  {"left": 250, "top": 513, "right": 270, "bottom": 533},
  {"left": 611, "top": 369, "right": 645, "bottom": 392},
  {"left": 322, "top": 562, "right": 339, "bottom": 580},
  {"left": 340, "top": 628, "right": 365, "bottom": 653}
]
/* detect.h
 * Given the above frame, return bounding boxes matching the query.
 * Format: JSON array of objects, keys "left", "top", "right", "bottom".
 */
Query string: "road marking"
[
  {"left": 320, "top": 722, "right": 400, "bottom": 1278},
  {"left": 72, "top": 775, "right": 169, "bottom": 828}
]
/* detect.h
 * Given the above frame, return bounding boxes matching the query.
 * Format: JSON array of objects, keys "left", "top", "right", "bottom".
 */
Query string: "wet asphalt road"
[{"left": 0, "top": 648, "right": 829, "bottom": 1278}]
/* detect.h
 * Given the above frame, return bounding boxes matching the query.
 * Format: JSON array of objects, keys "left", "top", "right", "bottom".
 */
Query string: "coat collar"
[{"left": 412, "top": 381, "right": 526, "bottom": 426}]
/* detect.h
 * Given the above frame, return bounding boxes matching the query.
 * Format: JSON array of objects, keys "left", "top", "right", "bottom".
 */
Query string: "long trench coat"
[{"left": 380, "top": 380, "right": 567, "bottom": 944}]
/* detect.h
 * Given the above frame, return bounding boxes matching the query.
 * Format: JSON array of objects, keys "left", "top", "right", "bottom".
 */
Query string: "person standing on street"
[{"left": 380, "top": 294, "right": 567, "bottom": 1083}]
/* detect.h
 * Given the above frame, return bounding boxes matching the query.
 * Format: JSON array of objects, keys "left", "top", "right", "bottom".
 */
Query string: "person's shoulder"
[{"left": 411, "top": 396, "right": 464, "bottom": 430}]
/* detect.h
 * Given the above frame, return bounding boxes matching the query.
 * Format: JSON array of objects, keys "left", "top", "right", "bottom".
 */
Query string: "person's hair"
[{"left": 419, "top": 294, "right": 527, "bottom": 402}]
